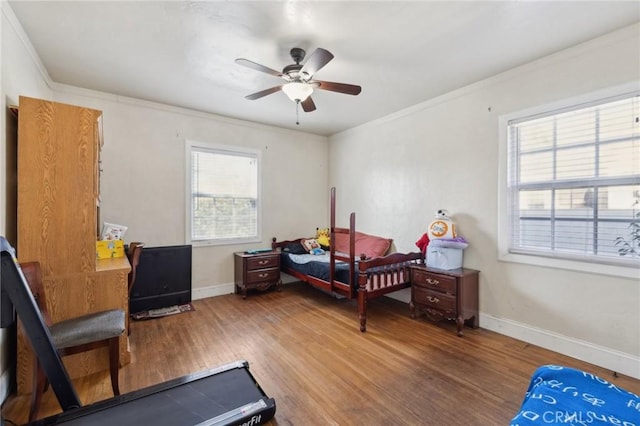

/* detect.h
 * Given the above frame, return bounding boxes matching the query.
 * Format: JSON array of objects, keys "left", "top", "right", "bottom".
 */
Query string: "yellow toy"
[{"left": 316, "top": 227, "right": 330, "bottom": 249}]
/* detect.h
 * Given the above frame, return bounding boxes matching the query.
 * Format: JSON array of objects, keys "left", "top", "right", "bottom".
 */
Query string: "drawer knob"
[
  {"left": 258, "top": 260, "right": 269, "bottom": 265},
  {"left": 426, "top": 278, "right": 439, "bottom": 286},
  {"left": 427, "top": 296, "right": 440, "bottom": 303},
  {"left": 258, "top": 273, "right": 269, "bottom": 278}
]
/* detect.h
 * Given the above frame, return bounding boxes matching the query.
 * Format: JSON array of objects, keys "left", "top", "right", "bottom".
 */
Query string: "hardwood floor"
[{"left": 3, "top": 281, "right": 639, "bottom": 425}]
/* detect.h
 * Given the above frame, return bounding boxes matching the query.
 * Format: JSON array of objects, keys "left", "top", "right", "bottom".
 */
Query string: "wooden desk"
[
  {"left": 17, "top": 257, "right": 131, "bottom": 394},
  {"left": 96, "top": 256, "right": 131, "bottom": 273},
  {"left": 96, "top": 256, "right": 132, "bottom": 364}
]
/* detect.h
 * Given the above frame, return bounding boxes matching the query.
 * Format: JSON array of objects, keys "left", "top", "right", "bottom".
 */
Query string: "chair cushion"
[{"left": 50, "top": 309, "right": 125, "bottom": 349}]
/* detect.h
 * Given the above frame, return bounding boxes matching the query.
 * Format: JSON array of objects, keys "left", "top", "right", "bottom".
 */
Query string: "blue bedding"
[
  {"left": 511, "top": 365, "right": 640, "bottom": 426},
  {"left": 281, "top": 252, "right": 352, "bottom": 284}
]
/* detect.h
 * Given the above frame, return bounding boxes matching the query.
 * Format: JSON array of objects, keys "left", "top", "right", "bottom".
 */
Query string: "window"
[
  {"left": 503, "top": 90, "right": 639, "bottom": 271},
  {"left": 186, "top": 141, "right": 260, "bottom": 245}
]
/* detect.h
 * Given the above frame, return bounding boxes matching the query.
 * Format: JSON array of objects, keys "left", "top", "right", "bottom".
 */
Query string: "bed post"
[
  {"left": 329, "top": 187, "right": 336, "bottom": 287},
  {"left": 349, "top": 212, "right": 357, "bottom": 297},
  {"left": 357, "top": 255, "right": 367, "bottom": 332}
]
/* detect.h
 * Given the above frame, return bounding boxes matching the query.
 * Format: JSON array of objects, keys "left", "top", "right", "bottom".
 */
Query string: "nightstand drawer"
[
  {"left": 412, "top": 269, "right": 457, "bottom": 295},
  {"left": 246, "top": 255, "right": 279, "bottom": 271},
  {"left": 413, "top": 287, "right": 456, "bottom": 313},
  {"left": 246, "top": 268, "right": 279, "bottom": 284}
]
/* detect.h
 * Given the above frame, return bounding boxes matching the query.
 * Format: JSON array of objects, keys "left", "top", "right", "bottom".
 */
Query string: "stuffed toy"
[
  {"left": 301, "top": 238, "right": 325, "bottom": 255},
  {"left": 316, "top": 227, "right": 330, "bottom": 250},
  {"left": 415, "top": 233, "right": 430, "bottom": 256},
  {"left": 427, "top": 209, "right": 457, "bottom": 240}
]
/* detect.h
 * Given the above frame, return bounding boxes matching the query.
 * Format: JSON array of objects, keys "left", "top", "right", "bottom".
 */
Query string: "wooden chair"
[
  {"left": 20, "top": 261, "right": 125, "bottom": 422},
  {"left": 126, "top": 242, "right": 144, "bottom": 334}
]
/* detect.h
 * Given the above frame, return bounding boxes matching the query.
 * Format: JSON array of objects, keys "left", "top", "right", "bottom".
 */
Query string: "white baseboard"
[
  {"left": 192, "top": 276, "right": 299, "bottom": 301},
  {"left": 192, "top": 283, "right": 235, "bottom": 300},
  {"left": 0, "top": 365, "right": 14, "bottom": 405},
  {"left": 480, "top": 313, "right": 640, "bottom": 379}
]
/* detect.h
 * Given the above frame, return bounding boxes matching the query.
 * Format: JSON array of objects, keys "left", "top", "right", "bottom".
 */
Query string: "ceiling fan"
[{"left": 235, "top": 47, "right": 362, "bottom": 115}]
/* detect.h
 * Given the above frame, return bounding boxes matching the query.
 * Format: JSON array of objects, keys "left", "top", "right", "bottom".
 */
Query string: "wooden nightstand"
[
  {"left": 409, "top": 266, "right": 479, "bottom": 336},
  {"left": 234, "top": 251, "right": 282, "bottom": 298}
]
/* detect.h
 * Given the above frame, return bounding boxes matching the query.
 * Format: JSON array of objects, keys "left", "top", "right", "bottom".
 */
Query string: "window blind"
[
  {"left": 190, "top": 148, "right": 258, "bottom": 242},
  {"left": 507, "top": 93, "right": 640, "bottom": 263}
]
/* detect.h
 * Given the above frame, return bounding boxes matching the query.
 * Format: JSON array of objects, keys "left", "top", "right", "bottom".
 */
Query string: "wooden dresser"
[
  {"left": 409, "top": 266, "right": 479, "bottom": 336},
  {"left": 234, "top": 251, "right": 282, "bottom": 298},
  {"left": 16, "top": 96, "right": 130, "bottom": 394}
]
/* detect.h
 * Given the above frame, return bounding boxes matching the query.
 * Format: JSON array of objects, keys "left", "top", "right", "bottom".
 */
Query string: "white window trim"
[
  {"left": 185, "top": 139, "right": 262, "bottom": 247},
  {"left": 498, "top": 82, "right": 640, "bottom": 279}
]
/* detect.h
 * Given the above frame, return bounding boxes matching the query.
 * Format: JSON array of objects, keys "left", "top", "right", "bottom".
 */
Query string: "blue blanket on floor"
[{"left": 511, "top": 365, "right": 639, "bottom": 426}]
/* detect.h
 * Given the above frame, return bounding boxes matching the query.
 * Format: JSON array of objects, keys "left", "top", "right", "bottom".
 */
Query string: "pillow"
[
  {"left": 300, "top": 238, "right": 321, "bottom": 253},
  {"left": 355, "top": 233, "right": 392, "bottom": 258},
  {"left": 283, "top": 242, "right": 308, "bottom": 255},
  {"left": 333, "top": 231, "right": 392, "bottom": 259}
]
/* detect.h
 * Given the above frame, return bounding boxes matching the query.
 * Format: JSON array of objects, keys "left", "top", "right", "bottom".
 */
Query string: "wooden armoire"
[{"left": 16, "top": 96, "right": 131, "bottom": 394}]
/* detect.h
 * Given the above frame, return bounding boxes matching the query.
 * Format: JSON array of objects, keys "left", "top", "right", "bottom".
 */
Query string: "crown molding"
[{"left": 1, "top": 1, "right": 54, "bottom": 89}]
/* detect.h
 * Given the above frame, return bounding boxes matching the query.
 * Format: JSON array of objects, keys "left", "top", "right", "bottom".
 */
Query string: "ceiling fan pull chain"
[{"left": 296, "top": 100, "right": 300, "bottom": 125}]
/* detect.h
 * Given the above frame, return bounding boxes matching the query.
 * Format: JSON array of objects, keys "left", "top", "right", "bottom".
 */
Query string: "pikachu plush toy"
[{"left": 316, "top": 228, "right": 330, "bottom": 250}]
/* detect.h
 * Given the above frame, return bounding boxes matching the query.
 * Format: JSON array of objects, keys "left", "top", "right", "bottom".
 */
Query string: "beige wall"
[
  {"left": 52, "top": 89, "right": 329, "bottom": 298},
  {"left": 329, "top": 24, "right": 640, "bottom": 378}
]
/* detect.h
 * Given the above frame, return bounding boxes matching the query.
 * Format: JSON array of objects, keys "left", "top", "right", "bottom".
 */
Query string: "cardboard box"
[
  {"left": 426, "top": 245, "right": 463, "bottom": 270},
  {"left": 96, "top": 240, "right": 124, "bottom": 259}
]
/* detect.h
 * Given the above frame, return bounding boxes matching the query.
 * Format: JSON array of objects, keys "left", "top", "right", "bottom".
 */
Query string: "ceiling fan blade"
[
  {"left": 235, "top": 58, "right": 283, "bottom": 77},
  {"left": 301, "top": 97, "right": 316, "bottom": 112},
  {"left": 245, "top": 86, "right": 283, "bottom": 100},
  {"left": 315, "top": 80, "right": 362, "bottom": 96},
  {"left": 300, "top": 48, "right": 334, "bottom": 77}
]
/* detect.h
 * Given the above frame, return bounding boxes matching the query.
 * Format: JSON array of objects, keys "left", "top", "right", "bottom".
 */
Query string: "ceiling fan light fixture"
[{"left": 282, "top": 82, "right": 313, "bottom": 102}]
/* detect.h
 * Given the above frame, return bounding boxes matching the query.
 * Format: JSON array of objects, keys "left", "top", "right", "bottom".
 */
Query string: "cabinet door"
[
  {"left": 95, "top": 114, "right": 103, "bottom": 238},
  {"left": 18, "top": 96, "right": 102, "bottom": 276}
]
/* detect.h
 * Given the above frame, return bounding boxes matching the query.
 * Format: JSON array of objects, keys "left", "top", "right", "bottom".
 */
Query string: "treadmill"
[{"left": 1, "top": 236, "right": 276, "bottom": 426}]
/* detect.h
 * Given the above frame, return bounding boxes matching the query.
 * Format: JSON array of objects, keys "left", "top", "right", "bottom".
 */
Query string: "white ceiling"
[{"left": 8, "top": 1, "right": 640, "bottom": 136}]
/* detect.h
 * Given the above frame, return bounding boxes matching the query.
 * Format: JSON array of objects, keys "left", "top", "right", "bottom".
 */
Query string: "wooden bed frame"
[{"left": 272, "top": 188, "right": 423, "bottom": 332}]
